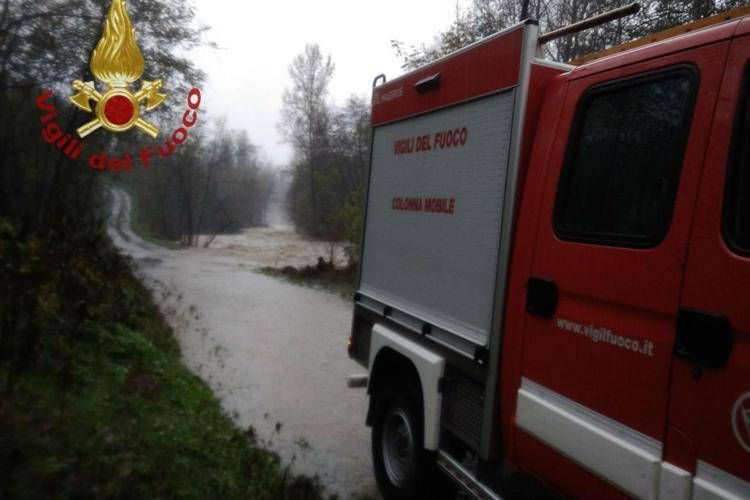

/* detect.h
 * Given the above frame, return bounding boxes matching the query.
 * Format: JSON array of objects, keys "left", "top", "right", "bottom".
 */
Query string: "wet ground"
[{"left": 108, "top": 189, "right": 377, "bottom": 499}]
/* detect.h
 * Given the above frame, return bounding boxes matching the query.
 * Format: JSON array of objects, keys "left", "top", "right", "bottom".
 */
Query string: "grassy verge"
[
  {"left": 0, "top": 219, "right": 331, "bottom": 500},
  {"left": 110, "top": 184, "right": 182, "bottom": 251},
  {"left": 260, "top": 261, "right": 358, "bottom": 299},
  {"left": 129, "top": 213, "right": 182, "bottom": 251}
]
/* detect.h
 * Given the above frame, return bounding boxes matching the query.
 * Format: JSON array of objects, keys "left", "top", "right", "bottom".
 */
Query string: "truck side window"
[
  {"left": 724, "top": 63, "right": 750, "bottom": 256},
  {"left": 554, "top": 68, "right": 697, "bottom": 247}
]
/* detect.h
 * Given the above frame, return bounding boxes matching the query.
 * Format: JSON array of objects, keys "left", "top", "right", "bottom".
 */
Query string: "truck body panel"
[
  {"left": 357, "top": 22, "right": 544, "bottom": 359},
  {"left": 351, "top": 12, "right": 750, "bottom": 500},
  {"left": 511, "top": 38, "right": 731, "bottom": 499},
  {"left": 361, "top": 90, "right": 516, "bottom": 346},
  {"left": 370, "top": 27, "right": 524, "bottom": 127},
  {"left": 665, "top": 32, "right": 750, "bottom": 497}
]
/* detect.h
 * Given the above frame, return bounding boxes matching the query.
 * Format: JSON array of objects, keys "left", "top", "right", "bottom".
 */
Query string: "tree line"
[
  {"left": 393, "top": 0, "right": 749, "bottom": 68},
  {"left": 278, "top": 44, "right": 371, "bottom": 263},
  {"left": 0, "top": 0, "right": 207, "bottom": 238},
  {"left": 117, "top": 121, "right": 274, "bottom": 247},
  {"left": 0, "top": 0, "right": 274, "bottom": 252},
  {"left": 0, "top": 0, "right": 249, "bottom": 388}
]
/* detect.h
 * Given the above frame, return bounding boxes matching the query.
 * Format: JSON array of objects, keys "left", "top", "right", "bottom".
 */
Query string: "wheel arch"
[{"left": 366, "top": 323, "right": 446, "bottom": 450}]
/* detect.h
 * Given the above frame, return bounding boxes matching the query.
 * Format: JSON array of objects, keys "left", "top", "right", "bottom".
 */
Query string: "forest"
[{"left": 0, "top": 1, "right": 325, "bottom": 497}]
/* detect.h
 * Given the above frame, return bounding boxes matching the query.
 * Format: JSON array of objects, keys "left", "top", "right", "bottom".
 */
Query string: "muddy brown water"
[{"left": 108, "top": 189, "right": 378, "bottom": 499}]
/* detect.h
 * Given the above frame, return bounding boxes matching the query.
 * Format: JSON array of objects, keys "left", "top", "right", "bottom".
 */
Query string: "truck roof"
[
  {"left": 370, "top": 21, "right": 535, "bottom": 127},
  {"left": 372, "top": 8, "right": 750, "bottom": 123}
]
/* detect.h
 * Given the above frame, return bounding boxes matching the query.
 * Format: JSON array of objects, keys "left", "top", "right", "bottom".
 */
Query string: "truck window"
[
  {"left": 554, "top": 68, "right": 697, "bottom": 247},
  {"left": 724, "top": 63, "right": 750, "bottom": 256}
]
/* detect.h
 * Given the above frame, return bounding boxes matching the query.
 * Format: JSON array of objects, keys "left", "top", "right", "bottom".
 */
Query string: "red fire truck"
[{"left": 348, "top": 5, "right": 750, "bottom": 499}]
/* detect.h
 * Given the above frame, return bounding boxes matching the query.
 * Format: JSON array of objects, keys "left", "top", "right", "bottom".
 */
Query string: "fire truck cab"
[{"left": 349, "top": 7, "right": 750, "bottom": 500}]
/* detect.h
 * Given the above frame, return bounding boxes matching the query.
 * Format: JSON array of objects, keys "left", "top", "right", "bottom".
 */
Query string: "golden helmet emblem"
[{"left": 69, "top": 0, "right": 166, "bottom": 138}]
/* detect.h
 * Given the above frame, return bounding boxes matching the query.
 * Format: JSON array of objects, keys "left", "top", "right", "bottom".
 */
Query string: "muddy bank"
[{"left": 261, "top": 259, "right": 358, "bottom": 298}]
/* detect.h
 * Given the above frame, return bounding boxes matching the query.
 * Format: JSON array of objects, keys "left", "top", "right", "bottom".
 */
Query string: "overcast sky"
[{"left": 190, "top": 0, "right": 464, "bottom": 167}]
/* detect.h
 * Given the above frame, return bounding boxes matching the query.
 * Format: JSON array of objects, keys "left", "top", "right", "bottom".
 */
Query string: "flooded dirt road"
[{"left": 108, "top": 189, "right": 377, "bottom": 499}]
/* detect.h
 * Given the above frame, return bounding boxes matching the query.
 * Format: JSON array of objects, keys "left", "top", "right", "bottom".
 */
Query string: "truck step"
[{"left": 437, "top": 450, "right": 502, "bottom": 500}]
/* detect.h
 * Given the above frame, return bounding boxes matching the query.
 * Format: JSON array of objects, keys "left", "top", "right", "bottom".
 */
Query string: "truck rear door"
[
  {"left": 666, "top": 29, "right": 750, "bottom": 499},
  {"left": 513, "top": 41, "right": 729, "bottom": 498}
]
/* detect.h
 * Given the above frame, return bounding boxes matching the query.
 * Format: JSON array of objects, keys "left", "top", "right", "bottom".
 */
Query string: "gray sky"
[{"left": 190, "top": 0, "right": 463, "bottom": 167}]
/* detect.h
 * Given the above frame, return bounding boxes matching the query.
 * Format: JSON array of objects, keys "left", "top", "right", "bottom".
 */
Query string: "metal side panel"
[
  {"left": 369, "top": 323, "right": 445, "bottom": 450},
  {"left": 360, "top": 89, "right": 517, "bottom": 347}
]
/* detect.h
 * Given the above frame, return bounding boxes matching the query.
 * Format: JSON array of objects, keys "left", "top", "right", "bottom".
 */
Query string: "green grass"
[
  {"left": 111, "top": 184, "right": 182, "bottom": 251},
  {"left": 1, "top": 324, "right": 330, "bottom": 499},
  {"left": 0, "top": 219, "right": 332, "bottom": 500},
  {"left": 128, "top": 214, "right": 182, "bottom": 251}
]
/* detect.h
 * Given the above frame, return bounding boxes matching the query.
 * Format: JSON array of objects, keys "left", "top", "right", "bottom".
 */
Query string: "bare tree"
[
  {"left": 122, "top": 122, "right": 274, "bottom": 247},
  {"left": 278, "top": 44, "right": 334, "bottom": 236}
]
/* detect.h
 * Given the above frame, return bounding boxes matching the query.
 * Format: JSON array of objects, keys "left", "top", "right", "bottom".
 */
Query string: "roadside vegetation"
[
  {"left": 113, "top": 184, "right": 183, "bottom": 250},
  {"left": 117, "top": 121, "right": 276, "bottom": 248},
  {"left": 0, "top": 1, "right": 330, "bottom": 497},
  {"left": 279, "top": 45, "right": 370, "bottom": 253},
  {"left": 269, "top": 44, "right": 370, "bottom": 294},
  {"left": 0, "top": 219, "right": 331, "bottom": 499}
]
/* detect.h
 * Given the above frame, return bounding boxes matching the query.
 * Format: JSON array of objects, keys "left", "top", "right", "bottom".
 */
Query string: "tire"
[{"left": 372, "top": 389, "right": 448, "bottom": 500}]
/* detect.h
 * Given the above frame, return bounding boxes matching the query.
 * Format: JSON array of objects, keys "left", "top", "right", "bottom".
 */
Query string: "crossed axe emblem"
[{"left": 69, "top": 79, "right": 166, "bottom": 139}]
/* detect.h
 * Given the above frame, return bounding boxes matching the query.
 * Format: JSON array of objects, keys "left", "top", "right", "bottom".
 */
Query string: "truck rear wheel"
[{"left": 372, "top": 389, "right": 446, "bottom": 499}]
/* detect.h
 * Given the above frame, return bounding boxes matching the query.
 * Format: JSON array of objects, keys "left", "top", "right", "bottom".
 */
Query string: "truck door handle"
[
  {"left": 526, "top": 277, "right": 559, "bottom": 319},
  {"left": 675, "top": 308, "right": 733, "bottom": 369}
]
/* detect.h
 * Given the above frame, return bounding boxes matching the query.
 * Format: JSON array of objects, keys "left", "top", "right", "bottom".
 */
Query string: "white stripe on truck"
[
  {"left": 693, "top": 460, "right": 750, "bottom": 500},
  {"left": 516, "top": 377, "right": 662, "bottom": 499}
]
